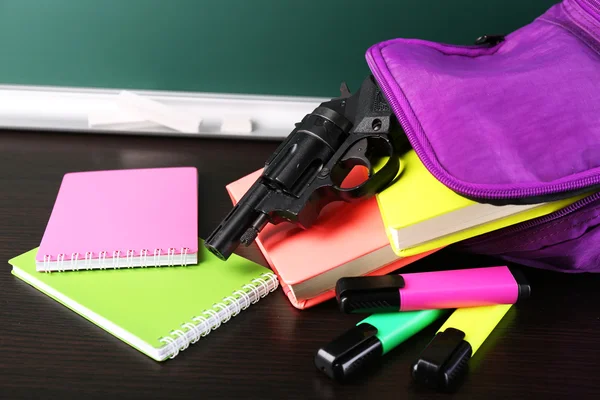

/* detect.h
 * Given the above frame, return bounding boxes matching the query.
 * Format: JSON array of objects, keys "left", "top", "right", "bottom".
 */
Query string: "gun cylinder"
[{"left": 264, "top": 113, "right": 349, "bottom": 197}]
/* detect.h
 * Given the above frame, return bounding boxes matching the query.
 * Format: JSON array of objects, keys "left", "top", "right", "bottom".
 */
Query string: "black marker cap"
[
  {"left": 335, "top": 275, "right": 404, "bottom": 313},
  {"left": 508, "top": 267, "right": 532, "bottom": 302},
  {"left": 411, "top": 328, "right": 472, "bottom": 392},
  {"left": 314, "top": 323, "right": 383, "bottom": 381}
]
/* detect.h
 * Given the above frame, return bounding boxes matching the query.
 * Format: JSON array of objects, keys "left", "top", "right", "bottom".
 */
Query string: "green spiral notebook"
[{"left": 9, "top": 239, "right": 278, "bottom": 361}]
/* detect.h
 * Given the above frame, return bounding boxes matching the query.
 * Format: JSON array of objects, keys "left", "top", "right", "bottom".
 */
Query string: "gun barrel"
[{"left": 205, "top": 181, "right": 270, "bottom": 260}]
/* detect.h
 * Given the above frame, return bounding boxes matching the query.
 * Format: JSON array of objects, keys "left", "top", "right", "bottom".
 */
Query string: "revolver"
[{"left": 205, "top": 75, "right": 409, "bottom": 261}]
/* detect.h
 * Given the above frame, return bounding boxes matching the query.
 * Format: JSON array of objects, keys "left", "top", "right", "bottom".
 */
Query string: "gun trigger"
[{"left": 340, "top": 138, "right": 371, "bottom": 171}]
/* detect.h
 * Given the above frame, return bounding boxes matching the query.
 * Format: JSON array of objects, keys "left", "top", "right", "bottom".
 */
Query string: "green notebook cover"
[{"left": 9, "top": 239, "right": 278, "bottom": 361}]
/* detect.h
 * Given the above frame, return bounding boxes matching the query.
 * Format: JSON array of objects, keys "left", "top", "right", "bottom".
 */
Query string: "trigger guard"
[{"left": 332, "top": 136, "right": 400, "bottom": 201}]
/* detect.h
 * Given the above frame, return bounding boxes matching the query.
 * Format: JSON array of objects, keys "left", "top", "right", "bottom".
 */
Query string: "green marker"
[{"left": 315, "top": 309, "right": 447, "bottom": 381}]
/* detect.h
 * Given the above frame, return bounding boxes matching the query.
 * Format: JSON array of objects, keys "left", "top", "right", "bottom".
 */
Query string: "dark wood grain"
[{"left": 1, "top": 130, "right": 599, "bottom": 400}]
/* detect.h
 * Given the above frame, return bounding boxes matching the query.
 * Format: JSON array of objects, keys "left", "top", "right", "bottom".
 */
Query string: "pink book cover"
[
  {"left": 226, "top": 169, "right": 438, "bottom": 309},
  {"left": 36, "top": 167, "right": 198, "bottom": 272}
]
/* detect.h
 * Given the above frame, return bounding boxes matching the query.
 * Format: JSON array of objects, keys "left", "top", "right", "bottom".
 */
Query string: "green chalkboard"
[{"left": 0, "top": 0, "right": 559, "bottom": 97}]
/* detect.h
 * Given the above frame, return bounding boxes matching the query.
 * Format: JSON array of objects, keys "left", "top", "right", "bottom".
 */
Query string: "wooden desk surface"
[{"left": 1, "top": 130, "right": 599, "bottom": 400}]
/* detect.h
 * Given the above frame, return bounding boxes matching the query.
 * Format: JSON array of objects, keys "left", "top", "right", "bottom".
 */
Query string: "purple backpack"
[{"left": 366, "top": 0, "right": 600, "bottom": 273}]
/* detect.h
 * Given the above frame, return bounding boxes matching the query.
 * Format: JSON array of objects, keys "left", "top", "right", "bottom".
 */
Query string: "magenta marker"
[{"left": 335, "top": 266, "right": 530, "bottom": 313}]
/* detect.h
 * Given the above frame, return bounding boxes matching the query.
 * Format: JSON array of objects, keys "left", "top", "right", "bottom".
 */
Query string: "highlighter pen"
[
  {"left": 335, "top": 266, "right": 530, "bottom": 313},
  {"left": 411, "top": 303, "right": 513, "bottom": 392},
  {"left": 314, "top": 308, "right": 447, "bottom": 381}
]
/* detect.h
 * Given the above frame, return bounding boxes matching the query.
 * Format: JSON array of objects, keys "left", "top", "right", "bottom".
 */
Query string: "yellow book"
[{"left": 376, "top": 150, "right": 588, "bottom": 257}]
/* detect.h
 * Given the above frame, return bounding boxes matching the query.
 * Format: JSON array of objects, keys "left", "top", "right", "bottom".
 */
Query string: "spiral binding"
[
  {"left": 40, "top": 247, "right": 192, "bottom": 272},
  {"left": 158, "top": 272, "right": 279, "bottom": 360}
]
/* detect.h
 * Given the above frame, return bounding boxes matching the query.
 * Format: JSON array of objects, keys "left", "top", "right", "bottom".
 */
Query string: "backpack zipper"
[{"left": 575, "top": 0, "right": 600, "bottom": 22}]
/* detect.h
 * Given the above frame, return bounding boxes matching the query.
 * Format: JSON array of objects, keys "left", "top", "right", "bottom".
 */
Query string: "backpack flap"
[{"left": 365, "top": 0, "right": 600, "bottom": 206}]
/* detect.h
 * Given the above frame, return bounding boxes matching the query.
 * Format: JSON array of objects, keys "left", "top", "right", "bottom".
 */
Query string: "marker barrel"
[
  {"left": 437, "top": 303, "right": 512, "bottom": 354},
  {"left": 400, "top": 266, "right": 529, "bottom": 311},
  {"left": 362, "top": 309, "right": 445, "bottom": 354}
]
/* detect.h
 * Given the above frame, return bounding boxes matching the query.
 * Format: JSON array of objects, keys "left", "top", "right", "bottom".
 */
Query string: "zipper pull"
[{"left": 474, "top": 34, "right": 505, "bottom": 46}]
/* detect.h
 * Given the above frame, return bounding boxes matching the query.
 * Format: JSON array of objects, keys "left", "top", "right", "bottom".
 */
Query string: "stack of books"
[{"left": 227, "top": 149, "right": 584, "bottom": 309}]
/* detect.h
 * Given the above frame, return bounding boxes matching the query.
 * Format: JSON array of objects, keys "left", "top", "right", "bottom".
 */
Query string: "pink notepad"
[{"left": 36, "top": 167, "right": 198, "bottom": 272}]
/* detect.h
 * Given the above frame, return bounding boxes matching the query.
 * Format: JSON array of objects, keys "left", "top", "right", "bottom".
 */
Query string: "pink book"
[
  {"left": 226, "top": 169, "right": 440, "bottom": 309},
  {"left": 36, "top": 167, "right": 198, "bottom": 272}
]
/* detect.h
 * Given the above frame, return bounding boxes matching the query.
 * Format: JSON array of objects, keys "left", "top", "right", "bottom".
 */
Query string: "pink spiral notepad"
[{"left": 36, "top": 167, "right": 198, "bottom": 272}]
